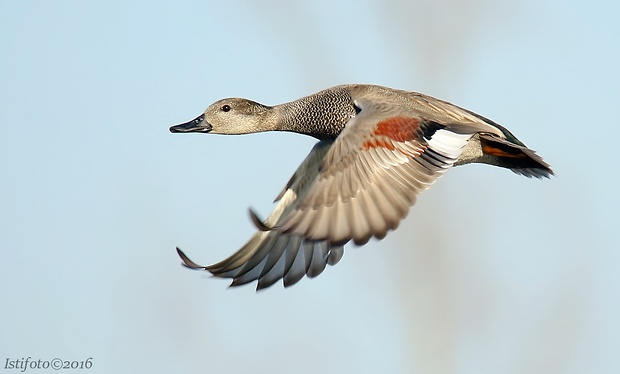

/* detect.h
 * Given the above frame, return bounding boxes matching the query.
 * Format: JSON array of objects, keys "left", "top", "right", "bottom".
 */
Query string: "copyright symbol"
[{"left": 51, "top": 358, "right": 62, "bottom": 370}]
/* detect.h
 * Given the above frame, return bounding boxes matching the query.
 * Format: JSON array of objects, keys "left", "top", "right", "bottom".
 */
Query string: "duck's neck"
[{"left": 274, "top": 88, "right": 355, "bottom": 140}]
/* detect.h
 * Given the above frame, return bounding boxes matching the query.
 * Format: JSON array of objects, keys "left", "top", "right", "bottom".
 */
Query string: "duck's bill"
[{"left": 169, "top": 114, "right": 212, "bottom": 133}]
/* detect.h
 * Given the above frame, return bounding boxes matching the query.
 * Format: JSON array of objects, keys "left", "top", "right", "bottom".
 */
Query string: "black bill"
[{"left": 169, "top": 114, "right": 211, "bottom": 133}]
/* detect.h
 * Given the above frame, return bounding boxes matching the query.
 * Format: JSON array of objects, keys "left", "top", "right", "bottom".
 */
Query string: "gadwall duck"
[{"left": 170, "top": 84, "right": 553, "bottom": 290}]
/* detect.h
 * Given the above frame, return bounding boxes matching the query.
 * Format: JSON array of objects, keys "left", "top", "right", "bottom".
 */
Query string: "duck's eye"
[{"left": 221, "top": 104, "right": 231, "bottom": 112}]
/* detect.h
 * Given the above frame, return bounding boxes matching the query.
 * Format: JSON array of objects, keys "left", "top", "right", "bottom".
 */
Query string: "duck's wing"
[
  {"left": 278, "top": 99, "right": 479, "bottom": 246},
  {"left": 346, "top": 85, "right": 553, "bottom": 178},
  {"left": 176, "top": 141, "right": 344, "bottom": 290}
]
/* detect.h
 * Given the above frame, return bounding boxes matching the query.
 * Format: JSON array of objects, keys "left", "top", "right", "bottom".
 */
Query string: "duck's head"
[{"left": 169, "top": 98, "right": 273, "bottom": 135}]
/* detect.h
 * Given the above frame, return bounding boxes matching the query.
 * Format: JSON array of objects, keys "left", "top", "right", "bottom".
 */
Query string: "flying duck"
[{"left": 170, "top": 84, "right": 553, "bottom": 290}]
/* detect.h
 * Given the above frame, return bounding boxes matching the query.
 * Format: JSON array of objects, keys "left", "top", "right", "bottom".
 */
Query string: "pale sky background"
[{"left": 1, "top": 1, "right": 618, "bottom": 373}]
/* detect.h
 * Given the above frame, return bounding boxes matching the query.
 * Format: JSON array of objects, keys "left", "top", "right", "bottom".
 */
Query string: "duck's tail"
[
  {"left": 478, "top": 133, "right": 554, "bottom": 178},
  {"left": 455, "top": 133, "right": 554, "bottom": 178}
]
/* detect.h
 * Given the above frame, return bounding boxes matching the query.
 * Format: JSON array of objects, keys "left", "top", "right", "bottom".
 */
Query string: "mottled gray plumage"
[{"left": 170, "top": 84, "right": 553, "bottom": 290}]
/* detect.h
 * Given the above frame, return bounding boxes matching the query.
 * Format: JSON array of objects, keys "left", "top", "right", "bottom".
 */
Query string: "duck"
[{"left": 170, "top": 84, "right": 553, "bottom": 290}]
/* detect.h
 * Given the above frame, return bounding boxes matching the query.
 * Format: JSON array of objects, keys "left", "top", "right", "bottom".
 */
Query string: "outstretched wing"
[
  {"left": 278, "top": 99, "right": 475, "bottom": 245},
  {"left": 176, "top": 141, "right": 344, "bottom": 290}
]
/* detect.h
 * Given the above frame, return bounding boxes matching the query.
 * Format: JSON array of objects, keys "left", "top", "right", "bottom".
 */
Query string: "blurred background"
[{"left": 1, "top": 1, "right": 618, "bottom": 373}]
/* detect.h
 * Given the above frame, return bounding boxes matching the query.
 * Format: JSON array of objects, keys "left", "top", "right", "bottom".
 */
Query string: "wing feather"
[
  {"left": 279, "top": 100, "right": 474, "bottom": 245},
  {"left": 176, "top": 141, "right": 345, "bottom": 290}
]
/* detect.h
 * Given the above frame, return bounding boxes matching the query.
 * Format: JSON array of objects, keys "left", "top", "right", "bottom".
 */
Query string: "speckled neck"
[{"left": 276, "top": 87, "right": 356, "bottom": 140}]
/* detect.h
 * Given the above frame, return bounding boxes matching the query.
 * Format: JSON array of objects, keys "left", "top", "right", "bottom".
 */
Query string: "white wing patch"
[{"left": 426, "top": 129, "right": 472, "bottom": 159}]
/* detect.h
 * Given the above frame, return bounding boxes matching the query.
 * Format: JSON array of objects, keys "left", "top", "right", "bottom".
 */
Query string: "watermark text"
[{"left": 4, "top": 357, "right": 92, "bottom": 371}]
